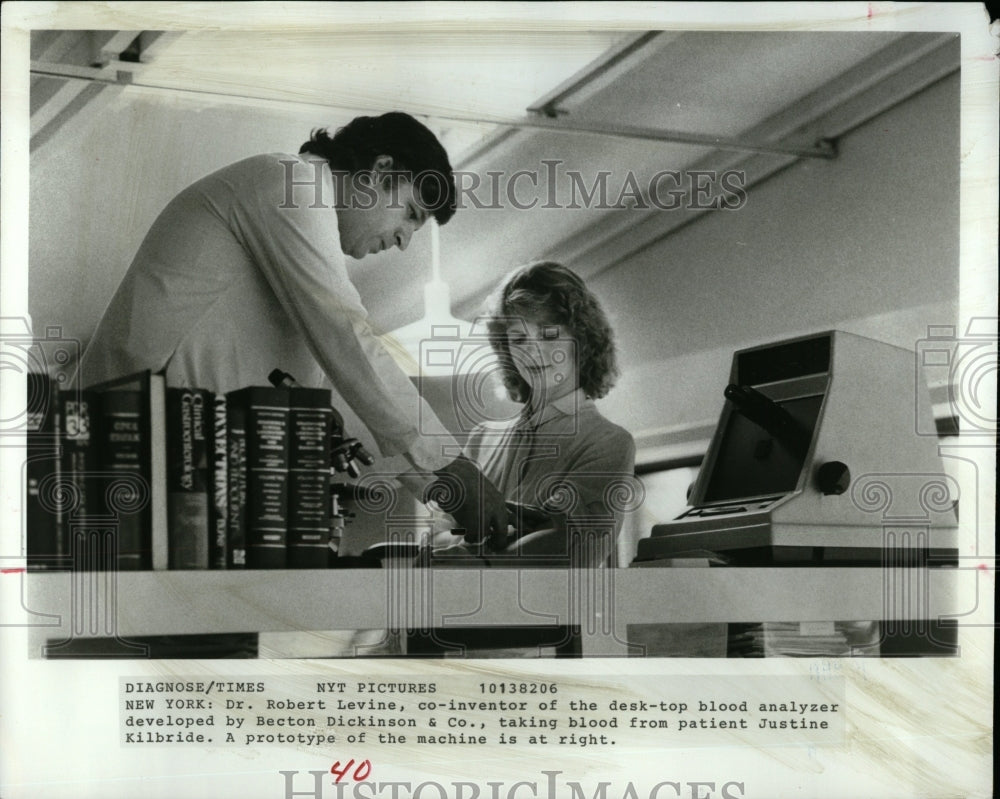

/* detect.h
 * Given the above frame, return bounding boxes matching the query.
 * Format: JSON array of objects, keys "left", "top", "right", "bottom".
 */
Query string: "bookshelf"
[
  {"left": 24, "top": 566, "right": 966, "bottom": 656},
  {"left": 24, "top": 368, "right": 967, "bottom": 657}
]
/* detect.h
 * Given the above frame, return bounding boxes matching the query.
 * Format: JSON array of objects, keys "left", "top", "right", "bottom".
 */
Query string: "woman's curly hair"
[{"left": 485, "top": 262, "right": 620, "bottom": 402}]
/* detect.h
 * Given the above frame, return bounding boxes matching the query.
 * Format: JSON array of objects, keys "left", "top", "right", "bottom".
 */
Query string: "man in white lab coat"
[{"left": 81, "top": 111, "right": 507, "bottom": 540}]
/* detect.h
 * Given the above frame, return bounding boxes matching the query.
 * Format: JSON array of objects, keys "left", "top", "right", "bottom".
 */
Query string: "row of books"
[
  {"left": 727, "top": 622, "right": 881, "bottom": 656},
  {"left": 627, "top": 621, "right": 882, "bottom": 657},
  {"left": 25, "top": 370, "right": 339, "bottom": 570}
]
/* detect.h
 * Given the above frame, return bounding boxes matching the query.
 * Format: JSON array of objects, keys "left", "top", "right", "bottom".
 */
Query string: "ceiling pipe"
[
  {"left": 31, "top": 33, "right": 836, "bottom": 161},
  {"left": 526, "top": 30, "right": 668, "bottom": 118}
]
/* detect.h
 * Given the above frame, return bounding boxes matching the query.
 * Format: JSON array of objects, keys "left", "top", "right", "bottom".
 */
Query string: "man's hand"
[{"left": 424, "top": 456, "right": 510, "bottom": 550}]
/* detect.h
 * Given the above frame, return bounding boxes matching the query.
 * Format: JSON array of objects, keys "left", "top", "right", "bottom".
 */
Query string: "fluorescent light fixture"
[{"left": 382, "top": 221, "right": 498, "bottom": 378}]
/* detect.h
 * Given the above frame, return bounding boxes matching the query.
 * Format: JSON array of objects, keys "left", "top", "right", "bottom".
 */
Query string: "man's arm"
[
  {"left": 234, "top": 156, "right": 507, "bottom": 534},
  {"left": 233, "top": 155, "right": 453, "bottom": 469}
]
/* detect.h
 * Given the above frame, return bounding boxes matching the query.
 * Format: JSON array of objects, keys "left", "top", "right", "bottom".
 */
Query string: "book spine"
[
  {"left": 166, "top": 388, "right": 210, "bottom": 569},
  {"left": 287, "top": 388, "right": 332, "bottom": 568},
  {"left": 225, "top": 398, "right": 248, "bottom": 569},
  {"left": 59, "top": 390, "right": 99, "bottom": 567},
  {"left": 26, "top": 373, "right": 63, "bottom": 570},
  {"left": 149, "top": 374, "right": 169, "bottom": 571},
  {"left": 99, "top": 390, "right": 149, "bottom": 570},
  {"left": 210, "top": 393, "right": 228, "bottom": 569},
  {"left": 243, "top": 388, "right": 290, "bottom": 569}
]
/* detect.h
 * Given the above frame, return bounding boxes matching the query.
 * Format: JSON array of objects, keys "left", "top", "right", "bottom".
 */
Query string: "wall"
[
  {"left": 589, "top": 74, "right": 959, "bottom": 451},
  {"left": 29, "top": 91, "right": 347, "bottom": 350}
]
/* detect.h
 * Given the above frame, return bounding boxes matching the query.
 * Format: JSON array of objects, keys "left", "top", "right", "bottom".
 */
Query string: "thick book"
[
  {"left": 96, "top": 390, "right": 146, "bottom": 569},
  {"left": 25, "top": 372, "right": 64, "bottom": 570},
  {"left": 87, "top": 371, "right": 168, "bottom": 571},
  {"left": 287, "top": 387, "right": 333, "bottom": 568},
  {"left": 227, "top": 386, "right": 289, "bottom": 569},
  {"left": 210, "top": 393, "right": 228, "bottom": 569},
  {"left": 56, "top": 387, "right": 100, "bottom": 568},
  {"left": 165, "top": 388, "right": 211, "bottom": 569},
  {"left": 225, "top": 396, "right": 248, "bottom": 569}
]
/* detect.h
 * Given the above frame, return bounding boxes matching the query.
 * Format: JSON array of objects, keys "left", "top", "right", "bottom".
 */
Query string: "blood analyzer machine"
[{"left": 634, "top": 331, "right": 959, "bottom": 566}]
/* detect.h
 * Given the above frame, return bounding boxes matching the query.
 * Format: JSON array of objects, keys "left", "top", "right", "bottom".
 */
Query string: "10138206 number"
[{"left": 479, "top": 683, "right": 557, "bottom": 695}]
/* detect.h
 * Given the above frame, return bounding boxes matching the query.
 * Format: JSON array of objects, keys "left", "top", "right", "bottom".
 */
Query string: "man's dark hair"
[{"left": 299, "top": 112, "right": 457, "bottom": 225}]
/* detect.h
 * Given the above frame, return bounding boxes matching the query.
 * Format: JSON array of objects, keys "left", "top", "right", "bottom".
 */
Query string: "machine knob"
[{"left": 816, "top": 461, "right": 851, "bottom": 495}]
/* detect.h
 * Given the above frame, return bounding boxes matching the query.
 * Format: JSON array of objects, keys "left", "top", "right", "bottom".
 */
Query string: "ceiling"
[{"left": 29, "top": 28, "right": 959, "bottom": 334}]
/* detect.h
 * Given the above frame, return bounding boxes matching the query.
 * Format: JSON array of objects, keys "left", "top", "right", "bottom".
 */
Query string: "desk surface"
[{"left": 20, "top": 566, "right": 970, "bottom": 656}]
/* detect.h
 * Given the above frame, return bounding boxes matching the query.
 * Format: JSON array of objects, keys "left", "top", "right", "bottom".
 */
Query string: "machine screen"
[{"left": 702, "top": 394, "right": 823, "bottom": 503}]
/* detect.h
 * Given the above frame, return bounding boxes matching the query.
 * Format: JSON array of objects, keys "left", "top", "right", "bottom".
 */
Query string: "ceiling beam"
[
  {"left": 30, "top": 59, "right": 141, "bottom": 84},
  {"left": 25, "top": 61, "right": 839, "bottom": 160},
  {"left": 533, "top": 33, "right": 960, "bottom": 291},
  {"left": 31, "top": 81, "right": 122, "bottom": 156},
  {"left": 93, "top": 30, "right": 143, "bottom": 65},
  {"left": 31, "top": 31, "right": 79, "bottom": 62},
  {"left": 526, "top": 31, "right": 674, "bottom": 117},
  {"left": 448, "top": 32, "right": 961, "bottom": 318},
  {"left": 491, "top": 114, "right": 837, "bottom": 159},
  {"left": 30, "top": 79, "right": 90, "bottom": 138},
  {"left": 456, "top": 32, "right": 672, "bottom": 171},
  {"left": 29, "top": 30, "right": 181, "bottom": 154},
  {"left": 134, "top": 31, "right": 182, "bottom": 63}
]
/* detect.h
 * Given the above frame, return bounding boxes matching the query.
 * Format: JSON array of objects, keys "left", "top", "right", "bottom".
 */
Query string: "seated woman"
[{"left": 428, "top": 261, "right": 637, "bottom": 567}]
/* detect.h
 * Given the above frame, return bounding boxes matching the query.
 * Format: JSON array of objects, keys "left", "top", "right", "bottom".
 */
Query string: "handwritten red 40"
[{"left": 330, "top": 759, "right": 372, "bottom": 784}]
